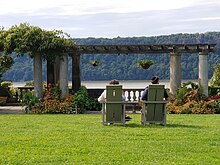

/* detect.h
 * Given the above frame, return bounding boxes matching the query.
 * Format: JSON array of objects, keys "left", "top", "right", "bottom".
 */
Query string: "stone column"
[
  {"left": 72, "top": 54, "right": 81, "bottom": 93},
  {"left": 199, "top": 51, "right": 208, "bottom": 96},
  {"left": 170, "top": 52, "right": 182, "bottom": 95},
  {"left": 34, "top": 54, "right": 43, "bottom": 98},
  {"left": 59, "top": 54, "right": 69, "bottom": 98}
]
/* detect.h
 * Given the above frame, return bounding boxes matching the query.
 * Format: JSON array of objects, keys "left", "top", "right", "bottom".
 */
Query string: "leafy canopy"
[{"left": 1, "top": 23, "right": 76, "bottom": 61}]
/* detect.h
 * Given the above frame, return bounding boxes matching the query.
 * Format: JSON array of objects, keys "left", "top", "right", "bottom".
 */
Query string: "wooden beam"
[{"left": 71, "top": 44, "right": 216, "bottom": 54}]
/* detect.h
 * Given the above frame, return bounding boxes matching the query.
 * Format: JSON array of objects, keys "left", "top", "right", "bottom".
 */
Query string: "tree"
[
  {"left": 210, "top": 64, "right": 220, "bottom": 86},
  {"left": 0, "top": 54, "right": 13, "bottom": 81},
  {"left": 0, "top": 27, "right": 14, "bottom": 81},
  {"left": 1, "top": 23, "right": 75, "bottom": 59}
]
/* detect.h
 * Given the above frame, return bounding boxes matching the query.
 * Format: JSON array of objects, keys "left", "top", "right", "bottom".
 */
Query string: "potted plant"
[
  {"left": 138, "top": 60, "right": 154, "bottom": 69},
  {"left": 89, "top": 60, "right": 100, "bottom": 67}
]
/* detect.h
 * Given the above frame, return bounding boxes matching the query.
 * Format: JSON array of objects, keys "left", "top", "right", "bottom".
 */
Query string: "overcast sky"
[{"left": 1, "top": 0, "right": 220, "bottom": 38}]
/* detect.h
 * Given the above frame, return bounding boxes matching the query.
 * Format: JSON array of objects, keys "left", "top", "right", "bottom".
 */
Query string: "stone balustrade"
[{"left": 15, "top": 87, "right": 144, "bottom": 102}]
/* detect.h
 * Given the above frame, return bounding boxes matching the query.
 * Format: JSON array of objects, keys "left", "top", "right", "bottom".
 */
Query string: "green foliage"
[
  {"left": 1, "top": 23, "right": 76, "bottom": 62},
  {"left": 21, "top": 90, "right": 40, "bottom": 113},
  {"left": 210, "top": 64, "right": 220, "bottom": 86},
  {"left": 138, "top": 59, "right": 154, "bottom": 69},
  {"left": 0, "top": 81, "right": 18, "bottom": 103},
  {"left": 0, "top": 81, "right": 12, "bottom": 87},
  {"left": 85, "top": 98, "right": 102, "bottom": 111},
  {"left": 0, "top": 54, "right": 14, "bottom": 80},
  {"left": 72, "top": 86, "right": 90, "bottom": 113},
  {"left": 208, "top": 86, "right": 220, "bottom": 96},
  {"left": 72, "top": 86, "right": 101, "bottom": 113},
  {"left": 89, "top": 60, "right": 100, "bottom": 67},
  {"left": 0, "top": 27, "right": 5, "bottom": 51},
  {"left": 0, "top": 85, "right": 10, "bottom": 97},
  {"left": 213, "top": 99, "right": 220, "bottom": 114},
  {"left": 24, "top": 80, "right": 34, "bottom": 86}
]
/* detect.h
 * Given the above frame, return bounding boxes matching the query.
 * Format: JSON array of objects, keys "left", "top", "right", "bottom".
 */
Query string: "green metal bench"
[{"left": 141, "top": 85, "right": 167, "bottom": 126}]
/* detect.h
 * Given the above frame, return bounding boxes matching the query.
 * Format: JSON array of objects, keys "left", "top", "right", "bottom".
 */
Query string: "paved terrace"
[{"left": 0, "top": 105, "right": 25, "bottom": 114}]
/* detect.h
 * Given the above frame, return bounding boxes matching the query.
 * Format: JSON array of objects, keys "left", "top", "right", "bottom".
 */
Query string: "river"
[{"left": 12, "top": 79, "right": 197, "bottom": 89}]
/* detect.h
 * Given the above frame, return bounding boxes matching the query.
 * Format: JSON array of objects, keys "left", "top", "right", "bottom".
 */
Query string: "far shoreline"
[{"left": 11, "top": 79, "right": 198, "bottom": 89}]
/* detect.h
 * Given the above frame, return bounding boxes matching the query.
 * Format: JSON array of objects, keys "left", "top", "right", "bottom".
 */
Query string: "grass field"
[{"left": 0, "top": 114, "right": 220, "bottom": 164}]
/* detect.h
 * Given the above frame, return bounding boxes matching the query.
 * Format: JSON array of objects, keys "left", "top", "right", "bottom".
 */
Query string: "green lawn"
[{"left": 0, "top": 114, "right": 220, "bottom": 165}]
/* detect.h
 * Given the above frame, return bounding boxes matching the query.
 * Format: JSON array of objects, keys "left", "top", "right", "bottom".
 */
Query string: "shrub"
[
  {"left": 210, "top": 64, "right": 220, "bottom": 86},
  {"left": 0, "top": 55, "right": 14, "bottom": 81},
  {"left": 208, "top": 86, "right": 220, "bottom": 96},
  {"left": 32, "top": 95, "right": 74, "bottom": 114},
  {"left": 23, "top": 83, "right": 74, "bottom": 114},
  {"left": 72, "top": 86, "right": 101, "bottom": 113},
  {"left": 213, "top": 99, "right": 220, "bottom": 114},
  {"left": 0, "top": 85, "right": 10, "bottom": 97},
  {"left": 24, "top": 80, "right": 34, "bottom": 86},
  {"left": 0, "top": 81, "right": 12, "bottom": 87},
  {"left": 21, "top": 90, "right": 40, "bottom": 113},
  {"left": 22, "top": 84, "right": 101, "bottom": 114},
  {"left": 167, "top": 81, "right": 216, "bottom": 114}
]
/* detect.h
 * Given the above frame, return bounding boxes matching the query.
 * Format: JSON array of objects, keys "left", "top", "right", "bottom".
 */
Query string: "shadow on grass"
[
  {"left": 113, "top": 123, "right": 202, "bottom": 129},
  {"left": 166, "top": 123, "right": 202, "bottom": 129}
]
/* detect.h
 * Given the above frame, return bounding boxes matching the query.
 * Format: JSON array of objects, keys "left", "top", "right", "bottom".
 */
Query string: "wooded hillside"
[{"left": 3, "top": 32, "right": 220, "bottom": 81}]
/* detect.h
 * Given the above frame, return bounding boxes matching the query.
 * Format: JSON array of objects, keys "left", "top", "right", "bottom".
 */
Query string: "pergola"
[{"left": 33, "top": 44, "right": 216, "bottom": 98}]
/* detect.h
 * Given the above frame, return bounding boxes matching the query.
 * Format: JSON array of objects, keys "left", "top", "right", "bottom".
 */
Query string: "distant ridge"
[{"left": 3, "top": 32, "right": 220, "bottom": 82}]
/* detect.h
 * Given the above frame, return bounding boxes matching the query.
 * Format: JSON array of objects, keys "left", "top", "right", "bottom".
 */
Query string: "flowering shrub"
[
  {"left": 22, "top": 83, "right": 101, "bottom": 114},
  {"left": 166, "top": 82, "right": 216, "bottom": 114},
  {"left": 167, "top": 99, "right": 216, "bottom": 114},
  {"left": 32, "top": 83, "right": 74, "bottom": 114}
]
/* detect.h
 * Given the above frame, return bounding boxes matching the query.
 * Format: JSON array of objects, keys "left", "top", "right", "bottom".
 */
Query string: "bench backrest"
[
  {"left": 148, "top": 85, "right": 165, "bottom": 101},
  {"left": 105, "top": 85, "right": 123, "bottom": 122},
  {"left": 146, "top": 85, "right": 166, "bottom": 122}
]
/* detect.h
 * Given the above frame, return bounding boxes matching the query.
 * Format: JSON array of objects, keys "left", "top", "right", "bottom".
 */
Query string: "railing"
[
  {"left": 15, "top": 87, "right": 144, "bottom": 102},
  {"left": 15, "top": 87, "right": 34, "bottom": 101},
  {"left": 14, "top": 87, "right": 143, "bottom": 112}
]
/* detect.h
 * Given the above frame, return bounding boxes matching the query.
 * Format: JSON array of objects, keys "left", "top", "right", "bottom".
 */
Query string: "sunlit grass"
[{"left": 0, "top": 114, "right": 220, "bottom": 164}]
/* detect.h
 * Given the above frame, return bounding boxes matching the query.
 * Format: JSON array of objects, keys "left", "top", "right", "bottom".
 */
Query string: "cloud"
[
  {"left": 0, "top": 0, "right": 220, "bottom": 37},
  {"left": 0, "top": 0, "right": 198, "bottom": 15}
]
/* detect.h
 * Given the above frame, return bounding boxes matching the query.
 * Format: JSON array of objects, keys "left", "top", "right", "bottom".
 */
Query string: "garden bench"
[
  {"left": 101, "top": 85, "right": 126, "bottom": 126},
  {"left": 141, "top": 85, "right": 167, "bottom": 126}
]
